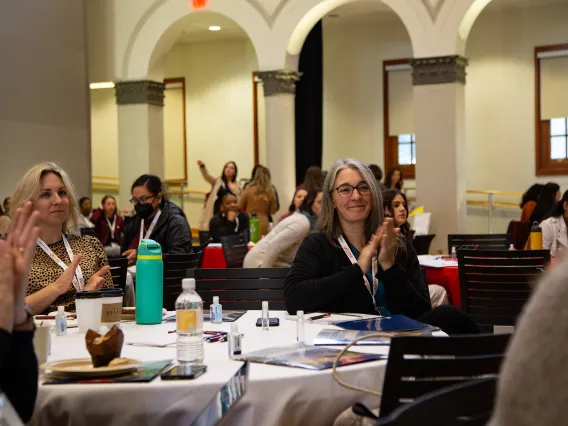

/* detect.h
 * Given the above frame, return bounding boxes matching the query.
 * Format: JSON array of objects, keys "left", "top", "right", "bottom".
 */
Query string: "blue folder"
[{"left": 336, "top": 315, "right": 434, "bottom": 333}]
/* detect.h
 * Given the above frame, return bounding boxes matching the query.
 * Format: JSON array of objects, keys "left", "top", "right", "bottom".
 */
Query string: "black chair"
[
  {"left": 80, "top": 227, "right": 97, "bottom": 237},
  {"left": 447, "top": 234, "right": 513, "bottom": 253},
  {"left": 163, "top": 252, "right": 202, "bottom": 310},
  {"left": 507, "top": 220, "right": 530, "bottom": 250},
  {"left": 376, "top": 378, "right": 497, "bottom": 426},
  {"left": 220, "top": 233, "right": 248, "bottom": 268},
  {"left": 186, "top": 268, "right": 289, "bottom": 310},
  {"left": 412, "top": 234, "right": 436, "bottom": 255},
  {"left": 108, "top": 257, "right": 128, "bottom": 292},
  {"left": 199, "top": 231, "right": 211, "bottom": 246},
  {"left": 379, "top": 333, "right": 510, "bottom": 417},
  {"left": 458, "top": 249, "right": 550, "bottom": 332}
]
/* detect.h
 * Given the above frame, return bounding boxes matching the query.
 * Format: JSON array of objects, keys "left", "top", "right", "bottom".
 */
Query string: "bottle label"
[
  {"left": 214, "top": 305, "right": 222, "bottom": 322},
  {"left": 231, "top": 335, "right": 242, "bottom": 355},
  {"left": 177, "top": 310, "right": 198, "bottom": 334}
]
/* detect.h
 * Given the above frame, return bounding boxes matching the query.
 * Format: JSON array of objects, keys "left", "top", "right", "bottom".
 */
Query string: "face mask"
[{"left": 135, "top": 203, "right": 155, "bottom": 219}]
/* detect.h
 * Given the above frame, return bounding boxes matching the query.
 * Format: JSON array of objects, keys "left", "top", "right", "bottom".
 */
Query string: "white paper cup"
[
  {"left": 76, "top": 291, "right": 103, "bottom": 333},
  {"left": 33, "top": 324, "right": 51, "bottom": 365}
]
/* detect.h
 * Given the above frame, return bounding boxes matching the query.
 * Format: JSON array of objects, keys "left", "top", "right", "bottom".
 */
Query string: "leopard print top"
[{"left": 27, "top": 235, "right": 114, "bottom": 313}]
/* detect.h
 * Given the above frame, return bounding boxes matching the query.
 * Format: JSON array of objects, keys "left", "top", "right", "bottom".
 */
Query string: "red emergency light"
[{"left": 191, "top": 0, "right": 207, "bottom": 9}]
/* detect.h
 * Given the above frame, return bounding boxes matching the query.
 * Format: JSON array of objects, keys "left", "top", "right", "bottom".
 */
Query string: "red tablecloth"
[
  {"left": 201, "top": 247, "right": 229, "bottom": 268},
  {"left": 424, "top": 266, "right": 460, "bottom": 309}
]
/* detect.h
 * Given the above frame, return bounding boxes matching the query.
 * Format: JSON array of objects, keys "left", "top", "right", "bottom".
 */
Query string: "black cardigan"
[
  {"left": 208, "top": 212, "right": 249, "bottom": 242},
  {"left": 0, "top": 328, "right": 38, "bottom": 423},
  {"left": 284, "top": 232, "right": 431, "bottom": 318}
]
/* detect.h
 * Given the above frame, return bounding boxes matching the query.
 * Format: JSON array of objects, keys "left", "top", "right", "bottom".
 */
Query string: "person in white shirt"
[
  {"left": 76, "top": 197, "right": 94, "bottom": 230},
  {"left": 541, "top": 190, "right": 568, "bottom": 257},
  {"left": 244, "top": 189, "right": 323, "bottom": 268}
]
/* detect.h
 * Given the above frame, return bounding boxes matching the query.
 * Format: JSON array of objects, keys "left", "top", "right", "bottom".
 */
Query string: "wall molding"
[
  {"left": 410, "top": 55, "right": 468, "bottom": 85},
  {"left": 421, "top": 0, "right": 446, "bottom": 22},
  {"left": 246, "top": 0, "right": 291, "bottom": 26},
  {"left": 115, "top": 80, "right": 165, "bottom": 106},
  {"left": 256, "top": 69, "right": 302, "bottom": 96}
]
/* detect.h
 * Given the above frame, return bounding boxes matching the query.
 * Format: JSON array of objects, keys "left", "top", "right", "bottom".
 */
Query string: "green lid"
[{"left": 138, "top": 239, "right": 162, "bottom": 256}]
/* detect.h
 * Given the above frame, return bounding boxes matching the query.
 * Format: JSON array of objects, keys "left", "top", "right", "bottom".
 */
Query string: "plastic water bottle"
[
  {"left": 176, "top": 278, "right": 204, "bottom": 364},
  {"left": 55, "top": 306, "right": 67, "bottom": 336},
  {"left": 451, "top": 246, "right": 457, "bottom": 261},
  {"left": 136, "top": 239, "right": 163, "bottom": 325},
  {"left": 296, "top": 310, "right": 305, "bottom": 346},
  {"left": 509, "top": 244, "right": 515, "bottom": 251},
  {"left": 250, "top": 213, "right": 260, "bottom": 243},
  {"left": 228, "top": 322, "right": 242, "bottom": 359},
  {"left": 261, "top": 301, "right": 270, "bottom": 331},
  {"left": 530, "top": 222, "right": 543, "bottom": 250},
  {"left": 210, "top": 296, "right": 222, "bottom": 324}
]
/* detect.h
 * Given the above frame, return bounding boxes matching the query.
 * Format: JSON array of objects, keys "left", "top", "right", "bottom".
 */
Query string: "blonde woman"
[
  {"left": 11, "top": 162, "right": 113, "bottom": 314},
  {"left": 238, "top": 165, "right": 277, "bottom": 236}
]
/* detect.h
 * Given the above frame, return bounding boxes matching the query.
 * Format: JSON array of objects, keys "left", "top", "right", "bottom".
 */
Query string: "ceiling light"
[
  {"left": 90, "top": 82, "right": 115, "bottom": 90},
  {"left": 209, "top": 26, "right": 221, "bottom": 31}
]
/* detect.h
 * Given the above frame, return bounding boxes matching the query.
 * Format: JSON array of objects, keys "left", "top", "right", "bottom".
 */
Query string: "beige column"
[
  {"left": 255, "top": 70, "right": 301, "bottom": 219},
  {"left": 411, "top": 56, "right": 468, "bottom": 252},
  {"left": 115, "top": 80, "right": 165, "bottom": 209}
]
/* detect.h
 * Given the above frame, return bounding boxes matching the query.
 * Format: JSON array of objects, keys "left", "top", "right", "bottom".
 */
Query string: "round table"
[{"left": 33, "top": 311, "right": 388, "bottom": 426}]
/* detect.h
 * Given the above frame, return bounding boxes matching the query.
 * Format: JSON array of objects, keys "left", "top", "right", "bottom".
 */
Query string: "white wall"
[{"left": 164, "top": 38, "right": 258, "bottom": 227}]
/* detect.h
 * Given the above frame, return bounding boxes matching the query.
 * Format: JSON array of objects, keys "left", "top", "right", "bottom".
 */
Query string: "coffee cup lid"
[
  {"left": 100, "top": 288, "right": 124, "bottom": 297},
  {"left": 76, "top": 291, "right": 103, "bottom": 299}
]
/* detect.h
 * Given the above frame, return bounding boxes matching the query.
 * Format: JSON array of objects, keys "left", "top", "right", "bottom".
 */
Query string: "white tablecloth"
[{"left": 32, "top": 311, "right": 388, "bottom": 426}]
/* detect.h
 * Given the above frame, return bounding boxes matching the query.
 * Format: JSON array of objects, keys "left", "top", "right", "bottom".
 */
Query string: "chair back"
[
  {"left": 186, "top": 268, "right": 289, "bottom": 310},
  {"left": 447, "top": 234, "right": 513, "bottom": 252},
  {"left": 220, "top": 233, "right": 248, "bottom": 268},
  {"left": 412, "top": 234, "right": 436, "bottom": 255},
  {"left": 108, "top": 257, "right": 128, "bottom": 291},
  {"left": 377, "top": 378, "right": 497, "bottom": 426},
  {"left": 506, "top": 220, "right": 531, "bottom": 250},
  {"left": 163, "top": 252, "right": 202, "bottom": 310},
  {"left": 80, "top": 227, "right": 97, "bottom": 237},
  {"left": 199, "top": 231, "right": 211, "bottom": 246},
  {"left": 458, "top": 249, "right": 550, "bottom": 332},
  {"left": 379, "top": 333, "right": 509, "bottom": 417}
]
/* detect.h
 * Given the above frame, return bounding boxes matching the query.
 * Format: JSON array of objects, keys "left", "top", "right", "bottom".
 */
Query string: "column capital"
[
  {"left": 115, "top": 80, "right": 165, "bottom": 106},
  {"left": 255, "top": 70, "right": 302, "bottom": 96},
  {"left": 410, "top": 55, "right": 468, "bottom": 86}
]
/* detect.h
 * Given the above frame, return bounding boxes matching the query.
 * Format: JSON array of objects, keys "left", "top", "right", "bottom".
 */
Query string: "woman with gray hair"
[
  {"left": 10, "top": 163, "right": 113, "bottom": 314},
  {"left": 284, "top": 159, "right": 479, "bottom": 332}
]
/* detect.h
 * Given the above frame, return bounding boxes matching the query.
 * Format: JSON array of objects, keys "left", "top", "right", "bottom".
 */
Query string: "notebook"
[
  {"left": 336, "top": 315, "right": 438, "bottom": 333},
  {"left": 190, "top": 362, "right": 248, "bottom": 426},
  {"left": 285, "top": 312, "right": 379, "bottom": 325}
]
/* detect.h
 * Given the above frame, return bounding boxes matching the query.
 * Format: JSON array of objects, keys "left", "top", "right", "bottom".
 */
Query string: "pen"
[
  {"left": 308, "top": 313, "right": 331, "bottom": 321},
  {"left": 205, "top": 334, "right": 225, "bottom": 343},
  {"left": 204, "top": 331, "right": 228, "bottom": 335}
]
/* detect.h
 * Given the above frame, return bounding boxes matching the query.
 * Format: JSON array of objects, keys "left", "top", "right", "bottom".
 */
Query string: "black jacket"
[
  {"left": 284, "top": 233, "right": 431, "bottom": 318},
  {"left": 209, "top": 212, "right": 249, "bottom": 242},
  {"left": 0, "top": 328, "right": 38, "bottom": 423},
  {"left": 122, "top": 201, "right": 192, "bottom": 254}
]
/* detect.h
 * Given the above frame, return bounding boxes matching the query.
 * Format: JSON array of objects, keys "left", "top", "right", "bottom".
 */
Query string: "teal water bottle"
[
  {"left": 136, "top": 239, "right": 163, "bottom": 324},
  {"left": 249, "top": 213, "right": 260, "bottom": 243}
]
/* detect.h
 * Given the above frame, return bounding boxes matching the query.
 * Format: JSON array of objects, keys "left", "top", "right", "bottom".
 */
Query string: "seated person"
[
  {"left": 541, "top": 190, "right": 568, "bottom": 257},
  {"left": 91, "top": 195, "right": 124, "bottom": 258},
  {"left": 278, "top": 188, "right": 307, "bottom": 223},
  {"left": 244, "top": 188, "right": 323, "bottom": 268},
  {"left": 0, "top": 202, "right": 40, "bottom": 423},
  {"left": 209, "top": 191, "right": 249, "bottom": 242},
  {"left": 76, "top": 196, "right": 95, "bottom": 230},
  {"left": 122, "top": 174, "right": 192, "bottom": 265},
  {"left": 284, "top": 159, "right": 478, "bottom": 335},
  {"left": 10, "top": 162, "right": 113, "bottom": 314}
]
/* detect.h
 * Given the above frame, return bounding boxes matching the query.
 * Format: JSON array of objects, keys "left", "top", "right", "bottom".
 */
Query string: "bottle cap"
[
  {"left": 57, "top": 306, "right": 65, "bottom": 313},
  {"left": 262, "top": 301, "right": 268, "bottom": 310},
  {"left": 213, "top": 296, "right": 219, "bottom": 304},
  {"left": 297, "top": 310, "right": 304, "bottom": 317},
  {"left": 182, "top": 278, "right": 195, "bottom": 290},
  {"left": 231, "top": 322, "right": 239, "bottom": 333},
  {"left": 509, "top": 244, "right": 515, "bottom": 250}
]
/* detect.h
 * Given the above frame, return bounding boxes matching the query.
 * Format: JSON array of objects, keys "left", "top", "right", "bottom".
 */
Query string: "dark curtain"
[{"left": 295, "top": 21, "right": 323, "bottom": 186}]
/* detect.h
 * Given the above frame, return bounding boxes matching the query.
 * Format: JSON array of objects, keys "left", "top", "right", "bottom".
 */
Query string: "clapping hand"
[
  {"left": 377, "top": 218, "right": 400, "bottom": 271},
  {"left": 85, "top": 265, "right": 111, "bottom": 291},
  {"left": 357, "top": 230, "right": 381, "bottom": 274}
]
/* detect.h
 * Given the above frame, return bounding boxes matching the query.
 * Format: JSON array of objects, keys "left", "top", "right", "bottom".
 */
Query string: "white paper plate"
[{"left": 41, "top": 358, "right": 143, "bottom": 378}]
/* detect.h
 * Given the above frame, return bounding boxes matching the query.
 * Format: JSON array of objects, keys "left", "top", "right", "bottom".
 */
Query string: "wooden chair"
[
  {"left": 220, "top": 233, "right": 248, "bottom": 268},
  {"left": 376, "top": 378, "right": 497, "bottom": 426},
  {"left": 186, "top": 268, "right": 289, "bottom": 310},
  {"left": 108, "top": 257, "right": 128, "bottom": 292},
  {"left": 379, "top": 333, "right": 509, "bottom": 418},
  {"left": 412, "top": 234, "right": 436, "bottom": 255},
  {"left": 458, "top": 249, "right": 550, "bottom": 332},
  {"left": 447, "top": 234, "right": 513, "bottom": 253},
  {"left": 163, "top": 252, "right": 202, "bottom": 310}
]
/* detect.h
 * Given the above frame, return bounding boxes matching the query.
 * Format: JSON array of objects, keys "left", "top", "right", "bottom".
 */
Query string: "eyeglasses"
[
  {"left": 333, "top": 183, "right": 371, "bottom": 198},
  {"left": 129, "top": 195, "right": 156, "bottom": 206}
]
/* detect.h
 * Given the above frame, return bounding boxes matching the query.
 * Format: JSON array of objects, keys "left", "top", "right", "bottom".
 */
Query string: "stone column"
[
  {"left": 411, "top": 55, "right": 468, "bottom": 252},
  {"left": 115, "top": 80, "right": 165, "bottom": 209},
  {"left": 255, "top": 70, "right": 301, "bottom": 219}
]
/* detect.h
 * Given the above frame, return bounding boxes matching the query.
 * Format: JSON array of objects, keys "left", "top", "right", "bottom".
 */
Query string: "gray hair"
[{"left": 316, "top": 159, "right": 384, "bottom": 246}]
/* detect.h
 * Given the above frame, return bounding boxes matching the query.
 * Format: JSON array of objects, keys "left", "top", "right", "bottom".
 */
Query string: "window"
[
  {"left": 398, "top": 134, "right": 416, "bottom": 165},
  {"left": 535, "top": 44, "right": 568, "bottom": 175}
]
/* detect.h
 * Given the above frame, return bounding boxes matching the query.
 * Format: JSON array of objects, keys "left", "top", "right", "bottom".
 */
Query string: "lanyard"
[
  {"left": 337, "top": 235, "right": 380, "bottom": 314},
  {"left": 139, "top": 209, "right": 162, "bottom": 245},
  {"left": 105, "top": 215, "right": 116, "bottom": 240},
  {"left": 37, "top": 234, "right": 85, "bottom": 292}
]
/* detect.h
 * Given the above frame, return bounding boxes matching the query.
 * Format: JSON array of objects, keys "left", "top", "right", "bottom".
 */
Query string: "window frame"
[
  {"left": 383, "top": 58, "right": 415, "bottom": 179},
  {"left": 534, "top": 43, "right": 568, "bottom": 175}
]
